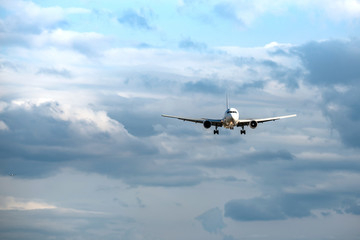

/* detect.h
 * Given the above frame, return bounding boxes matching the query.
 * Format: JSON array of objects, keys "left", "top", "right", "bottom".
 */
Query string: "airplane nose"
[{"left": 227, "top": 114, "right": 234, "bottom": 124}]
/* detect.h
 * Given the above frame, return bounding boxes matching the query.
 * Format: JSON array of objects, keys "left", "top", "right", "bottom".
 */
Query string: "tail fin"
[{"left": 226, "top": 93, "right": 229, "bottom": 109}]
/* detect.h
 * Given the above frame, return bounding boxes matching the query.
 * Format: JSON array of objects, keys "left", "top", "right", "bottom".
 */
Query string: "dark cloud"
[
  {"left": 225, "top": 197, "right": 286, "bottom": 221},
  {"left": 225, "top": 192, "right": 360, "bottom": 222},
  {"left": 269, "top": 66, "right": 301, "bottom": 89},
  {"left": 183, "top": 79, "right": 225, "bottom": 94},
  {"left": 236, "top": 80, "right": 265, "bottom": 93},
  {"left": 0, "top": 100, "right": 207, "bottom": 187},
  {"left": 294, "top": 39, "right": 360, "bottom": 147},
  {"left": 117, "top": 9, "right": 154, "bottom": 30},
  {"left": 196, "top": 207, "right": 226, "bottom": 234},
  {"left": 234, "top": 56, "right": 302, "bottom": 90},
  {"left": 0, "top": 209, "right": 134, "bottom": 240},
  {"left": 202, "top": 150, "right": 294, "bottom": 169},
  {"left": 295, "top": 39, "right": 360, "bottom": 86}
]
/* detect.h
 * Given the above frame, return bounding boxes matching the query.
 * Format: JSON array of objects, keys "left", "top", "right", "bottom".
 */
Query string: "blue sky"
[{"left": 1, "top": 0, "right": 360, "bottom": 239}]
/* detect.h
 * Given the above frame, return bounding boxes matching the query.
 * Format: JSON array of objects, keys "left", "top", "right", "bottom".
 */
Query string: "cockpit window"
[{"left": 227, "top": 110, "right": 237, "bottom": 113}]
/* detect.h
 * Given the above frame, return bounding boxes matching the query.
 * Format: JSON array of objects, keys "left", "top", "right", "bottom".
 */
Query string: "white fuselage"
[{"left": 223, "top": 108, "right": 239, "bottom": 129}]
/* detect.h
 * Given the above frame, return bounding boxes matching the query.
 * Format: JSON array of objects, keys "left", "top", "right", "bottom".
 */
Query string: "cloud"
[
  {"left": 0, "top": 1, "right": 104, "bottom": 57},
  {"left": 225, "top": 191, "right": 360, "bottom": 221},
  {"left": 233, "top": 55, "right": 303, "bottom": 90},
  {"left": 0, "top": 196, "right": 56, "bottom": 211},
  {"left": 10, "top": 99, "right": 127, "bottom": 135},
  {"left": 37, "top": 67, "right": 72, "bottom": 78},
  {"left": 36, "top": 29, "right": 110, "bottom": 57},
  {"left": 183, "top": 79, "right": 224, "bottom": 94},
  {"left": 294, "top": 39, "right": 360, "bottom": 147},
  {"left": 214, "top": 2, "right": 245, "bottom": 27},
  {"left": 322, "top": 0, "right": 360, "bottom": 21},
  {"left": 225, "top": 197, "right": 286, "bottom": 221},
  {"left": 0, "top": 197, "right": 130, "bottom": 240},
  {"left": 0, "top": 121, "right": 9, "bottom": 131},
  {"left": 179, "top": 38, "right": 208, "bottom": 52},
  {"left": 295, "top": 39, "right": 360, "bottom": 86},
  {"left": 0, "top": 0, "right": 67, "bottom": 34},
  {"left": 0, "top": 61, "right": 19, "bottom": 72},
  {"left": 202, "top": 150, "right": 294, "bottom": 169},
  {"left": 0, "top": 0, "right": 90, "bottom": 34},
  {"left": 0, "top": 99, "right": 208, "bottom": 187},
  {"left": 196, "top": 207, "right": 226, "bottom": 234},
  {"left": 117, "top": 8, "right": 154, "bottom": 30}
]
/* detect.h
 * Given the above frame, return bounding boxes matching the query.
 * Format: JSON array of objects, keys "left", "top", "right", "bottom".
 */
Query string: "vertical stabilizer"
[{"left": 226, "top": 93, "right": 229, "bottom": 109}]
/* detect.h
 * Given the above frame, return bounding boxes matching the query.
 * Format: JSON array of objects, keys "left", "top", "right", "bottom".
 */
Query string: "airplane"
[{"left": 161, "top": 97, "right": 296, "bottom": 135}]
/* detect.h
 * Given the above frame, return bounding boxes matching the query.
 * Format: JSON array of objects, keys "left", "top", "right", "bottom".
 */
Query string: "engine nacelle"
[
  {"left": 203, "top": 120, "right": 212, "bottom": 129},
  {"left": 250, "top": 120, "right": 258, "bottom": 129}
]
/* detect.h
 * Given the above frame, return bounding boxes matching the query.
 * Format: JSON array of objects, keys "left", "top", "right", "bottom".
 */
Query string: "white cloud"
[
  {"left": 10, "top": 98, "right": 129, "bottom": 136},
  {"left": 322, "top": 0, "right": 360, "bottom": 21},
  {"left": 212, "top": 0, "right": 360, "bottom": 28},
  {"left": 0, "top": 120, "right": 9, "bottom": 131},
  {"left": 49, "top": 103, "right": 126, "bottom": 135},
  {"left": 0, "top": 196, "right": 56, "bottom": 211},
  {"left": 0, "top": 0, "right": 90, "bottom": 33}
]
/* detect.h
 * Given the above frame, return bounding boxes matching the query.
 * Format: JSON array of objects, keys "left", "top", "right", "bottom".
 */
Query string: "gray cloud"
[
  {"left": 179, "top": 38, "right": 208, "bottom": 52},
  {"left": 214, "top": 2, "right": 244, "bottom": 27},
  {"left": 295, "top": 39, "right": 360, "bottom": 86},
  {"left": 118, "top": 9, "right": 154, "bottom": 30},
  {"left": 37, "top": 67, "right": 72, "bottom": 78},
  {"left": 225, "top": 192, "right": 360, "bottom": 222},
  {"left": 0, "top": 209, "right": 134, "bottom": 240},
  {"left": 0, "top": 100, "right": 207, "bottom": 187},
  {"left": 202, "top": 150, "right": 294, "bottom": 169},
  {"left": 293, "top": 39, "right": 360, "bottom": 147},
  {"left": 235, "top": 80, "right": 265, "bottom": 93},
  {"left": 0, "top": 60, "right": 19, "bottom": 72},
  {"left": 196, "top": 207, "right": 226, "bottom": 234},
  {"left": 183, "top": 79, "right": 225, "bottom": 94},
  {"left": 225, "top": 197, "right": 286, "bottom": 221},
  {"left": 233, "top": 56, "right": 302, "bottom": 90}
]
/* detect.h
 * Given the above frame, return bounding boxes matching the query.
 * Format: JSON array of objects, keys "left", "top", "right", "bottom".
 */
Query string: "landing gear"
[
  {"left": 214, "top": 126, "right": 219, "bottom": 135},
  {"left": 240, "top": 126, "right": 246, "bottom": 135}
]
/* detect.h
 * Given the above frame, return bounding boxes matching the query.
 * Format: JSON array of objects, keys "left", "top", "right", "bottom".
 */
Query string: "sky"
[{"left": 1, "top": 0, "right": 360, "bottom": 239}]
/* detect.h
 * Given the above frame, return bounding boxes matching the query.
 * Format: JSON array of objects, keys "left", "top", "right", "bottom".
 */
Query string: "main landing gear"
[
  {"left": 240, "top": 126, "right": 246, "bottom": 135},
  {"left": 214, "top": 126, "right": 219, "bottom": 135}
]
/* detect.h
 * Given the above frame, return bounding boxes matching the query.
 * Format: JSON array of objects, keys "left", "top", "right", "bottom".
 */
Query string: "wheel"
[
  {"left": 214, "top": 130, "right": 219, "bottom": 135},
  {"left": 240, "top": 130, "right": 246, "bottom": 135}
]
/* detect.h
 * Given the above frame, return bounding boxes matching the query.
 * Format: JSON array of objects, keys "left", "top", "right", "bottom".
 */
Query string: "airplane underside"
[
  {"left": 213, "top": 128, "right": 246, "bottom": 135},
  {"left": 213, "top": 122, "right": 246, "bottom": 135}
]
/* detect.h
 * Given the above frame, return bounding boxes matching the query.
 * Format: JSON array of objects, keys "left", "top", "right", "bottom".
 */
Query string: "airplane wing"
[
  {"left": 161, "top": 114, "right": 223, "bottom": 126},
  {"left": 237, "top": 114, "right": 296, "bottom": 126}
]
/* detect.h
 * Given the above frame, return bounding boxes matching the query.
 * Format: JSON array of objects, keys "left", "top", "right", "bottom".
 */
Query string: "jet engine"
[
  {"left": 203, "top": 120, "right": 212, "bottom": 129},
  {"left": 250, "top": 120, "right": 258, "bottom": 129}
]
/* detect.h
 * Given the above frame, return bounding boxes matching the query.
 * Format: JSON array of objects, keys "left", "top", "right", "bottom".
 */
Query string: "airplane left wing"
[
  {"left": 237, "top": 114, "right": 296, "bottom": 126},
  {"left": 161, "top": 114, "right": 204, "bottom": 123},
  {"left": 161, "top": 114, "right": 223, "bottom": 126}
]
